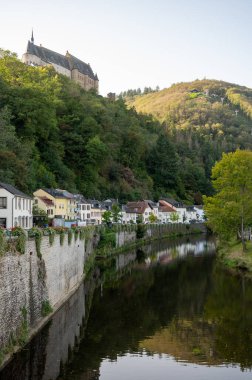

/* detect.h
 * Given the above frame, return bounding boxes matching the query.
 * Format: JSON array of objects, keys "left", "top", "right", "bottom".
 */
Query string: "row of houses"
[{"left": 0, "top": 182, "right": 204, "bottom": 229}]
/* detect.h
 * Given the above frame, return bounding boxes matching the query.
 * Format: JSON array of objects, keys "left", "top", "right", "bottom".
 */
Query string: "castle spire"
[{"left": 31, "top": 29, "right": 34, "bottom": 44}]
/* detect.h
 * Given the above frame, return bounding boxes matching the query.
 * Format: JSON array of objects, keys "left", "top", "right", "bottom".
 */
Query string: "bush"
[
  {"left": 28, "top": 227, "right": 43, "bottom": 258},
  {"left": 11, "top": 227, "right": 26, "bottom": 254},
  {"left": 136, "top": 224, "right": 146, "bottom": 239},
  {"left": 44, "top": 227, "right": 56, "bottom": 246},
  {"left": 41, "top": 300, "right": 53, "bottom": 317}
]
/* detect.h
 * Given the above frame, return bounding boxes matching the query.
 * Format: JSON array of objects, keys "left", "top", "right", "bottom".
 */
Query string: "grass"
[{"left": 218, "top": 239, "right": 252, "bottom": 274}]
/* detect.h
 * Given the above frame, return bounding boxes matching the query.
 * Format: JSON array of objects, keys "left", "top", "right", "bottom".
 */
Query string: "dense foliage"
[
  {"left": 204, "top": 150, "right": 252, "bottom": 250},
  {"left": 1, "top": 51, "right": 252, "bottom": 202},
  {"left": 0, "top": 51, "right": 161, "bottom": 201},
  {"left": 128, "top": 79, "right": 252, "bottom": 202}
]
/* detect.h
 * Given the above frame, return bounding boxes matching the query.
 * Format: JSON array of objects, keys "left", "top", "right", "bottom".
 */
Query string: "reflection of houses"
[{"left": 0, "top": 182, "right": 33, "bottom": 229}]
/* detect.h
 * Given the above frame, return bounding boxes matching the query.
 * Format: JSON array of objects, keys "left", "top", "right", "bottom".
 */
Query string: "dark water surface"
[{"left": 1, "top": 235, "right": 252, "bottom": 380}]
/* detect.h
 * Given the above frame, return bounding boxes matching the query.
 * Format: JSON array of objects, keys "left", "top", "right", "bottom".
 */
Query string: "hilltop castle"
[{"left": 22, "top": 32, "right": 99, "bottom": 92}]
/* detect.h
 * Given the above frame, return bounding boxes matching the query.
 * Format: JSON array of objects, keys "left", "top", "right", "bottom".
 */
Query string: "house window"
[
  {"left": 0, "top": 218, "right": 6, "bottom": 228},
  {"left": 0, "top": 197, "right": 7, "bottom": 209}
]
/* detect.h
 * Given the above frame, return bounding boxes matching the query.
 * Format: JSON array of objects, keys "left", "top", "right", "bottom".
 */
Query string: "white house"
[
  {"left": 0, "top": 182, "right": 33, "bottom": 229},
  {"left": 75, "top": 196, "right": 92, "bottom": 224},
  {"left": 158, "top": 200, "right": 176, "bottom": 223},
  {"left": 123, "top": 201, "right": 154, "bottom": 224}
]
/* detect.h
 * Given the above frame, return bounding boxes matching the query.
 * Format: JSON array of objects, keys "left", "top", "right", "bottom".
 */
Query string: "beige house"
[
  {"left": 33, "top": 196, "right": 55, "bottom": 218},
  {"left": 34, "top": 189, "right": 77, "bottom": 220},
  {"left": 22, "top": 32, "right": 99, "bottom": 92}
]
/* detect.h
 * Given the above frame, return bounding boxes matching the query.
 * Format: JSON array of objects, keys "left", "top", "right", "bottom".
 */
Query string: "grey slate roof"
[
  {"left": 26, "top": 41, "right": 97, "bottom": 80},
  {"left": 43, "top": 188, "right": 74, "bottom": 199},
  {"left": 67, "top": 53, "right": 96, "bottom": 80},
  {"left": 0, "top": 182, "right": 32, "bottom": 198}
]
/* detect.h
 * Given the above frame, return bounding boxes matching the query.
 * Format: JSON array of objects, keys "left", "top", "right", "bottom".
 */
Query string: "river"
[{"left": 1, "top": 235, "right": 252, "bottom": 380}]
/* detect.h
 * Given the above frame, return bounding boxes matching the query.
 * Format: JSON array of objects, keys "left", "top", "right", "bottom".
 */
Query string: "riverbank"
[{"left": 217, "top": 240, "right": 252, "bottom": 276}]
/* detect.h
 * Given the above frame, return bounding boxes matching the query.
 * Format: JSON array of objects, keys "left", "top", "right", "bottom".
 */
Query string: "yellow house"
[
  {"left": 33, "top": 195, "right": 55, "bottom": 218},
  {"left": 33, "top": 189, "right": 77, "bottom": 220}
]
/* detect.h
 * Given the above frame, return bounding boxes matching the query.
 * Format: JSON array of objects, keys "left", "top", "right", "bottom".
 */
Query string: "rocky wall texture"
[{"left": 0, "top": 235, "right": 85, "bottom": 352}]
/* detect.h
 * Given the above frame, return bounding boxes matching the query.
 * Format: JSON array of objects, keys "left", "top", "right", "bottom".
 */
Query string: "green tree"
[
  {"left": 149, "top": 213, "right": 158, "bottom": 223},
  {"left": 147, "top": 133, "right": 179, "bottom": 194},
  {"left": 111, "top": 204, "right": 122, "bottom": 223},
  {"left": 170, "top": 212, "right": 180, "bottom": 223},
  {"left": 203, "top": 150, "right": 252, "bottom": 251},
  {"left": 102, "top": 211, "right": 112, "bottom": 226}
]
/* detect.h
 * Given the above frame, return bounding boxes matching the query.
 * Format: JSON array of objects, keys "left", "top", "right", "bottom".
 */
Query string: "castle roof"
[{"left": 26, "top": 41, "right": 98, "bottom": 80}]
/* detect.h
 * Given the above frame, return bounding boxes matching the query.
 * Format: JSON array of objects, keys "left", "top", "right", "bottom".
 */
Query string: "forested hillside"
[
  {"left": 128, "top": 79, "right": 252, "bottom": 202},
  {"left": 0, "top": 51, "right": 162, "bottom": 201},
  {"left": 1, "top": 51, "right": 252, "bottom": 203}
]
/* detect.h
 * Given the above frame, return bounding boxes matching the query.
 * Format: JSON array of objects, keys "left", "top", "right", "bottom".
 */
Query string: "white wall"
[
  {"left": 0, "top": 188, "right": 32, "bottom": 229},
  {"left": 0, "top": 189, "right": 14, "bottom": 228}
]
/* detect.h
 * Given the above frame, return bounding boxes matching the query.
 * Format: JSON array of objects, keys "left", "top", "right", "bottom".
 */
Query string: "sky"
[{"left": 1, "top": 0, "right": 252, "bottom": 96}]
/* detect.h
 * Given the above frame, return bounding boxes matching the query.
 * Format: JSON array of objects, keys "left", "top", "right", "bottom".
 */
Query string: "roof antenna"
[{"left": 31, "top": 29, "right": 34, "bottom": 44}]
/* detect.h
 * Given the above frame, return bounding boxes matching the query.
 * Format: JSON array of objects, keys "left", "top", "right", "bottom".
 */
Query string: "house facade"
[
  {"left": 33, "top": 196, "right": 55, "bottom": 218},
  {"left": 158, "top": 200, "right": 176, "bottom": 223},
  {"left": 123, "top": 201, "right": 154, "bottom": 224},
  {"left": 89, "top": 200, "right": 104, "bottom": 225},
  {"left": 22, "top": 32, "right": 99, "bottom": 92},
  {"left": 34, "top": 189, "right": 77, "bottom": 220},
  {"left": 75, "top": 196, "right": 92, "bottom": 224},
  {"left": 0, "top": 182, "right": 33, "bottom": 229}
]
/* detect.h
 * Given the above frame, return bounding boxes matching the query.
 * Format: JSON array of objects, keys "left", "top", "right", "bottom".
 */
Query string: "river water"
[{"left": 1, "top": 235, "right": 252, "bottom": 380}]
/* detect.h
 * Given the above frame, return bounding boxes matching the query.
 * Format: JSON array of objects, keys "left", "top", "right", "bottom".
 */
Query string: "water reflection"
[{"left": 1, "top": 235, "right": 252, "bottom": 380}]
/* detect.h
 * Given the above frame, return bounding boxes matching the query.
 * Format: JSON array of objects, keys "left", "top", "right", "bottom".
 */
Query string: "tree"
[
  {"left": 203, "top": 150, "right": 252, "bottom": 251},
  {"left": 170, "top": 212, "right": 180, "bottom": 223},
  {"left": 111, "top": 204, "right": 122, "bottom": 223},
  {"left": 149, "top": 213, "right": 158, "bottom": 223},
  {"left": 147, "top": 133, "right": 179, "bottom": 194},
  {"left": 102, "top": 211, "right": 112, "bottom": 226}
]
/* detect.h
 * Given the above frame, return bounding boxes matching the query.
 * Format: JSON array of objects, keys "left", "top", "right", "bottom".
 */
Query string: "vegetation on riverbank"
[{"left": 217, "top": 239, "right": 252, "bottom": 276}]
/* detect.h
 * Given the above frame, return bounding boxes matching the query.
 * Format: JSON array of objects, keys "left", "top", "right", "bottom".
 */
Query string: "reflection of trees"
[
  {"left": 204, "top": 267, "right": 252, "bottom": 370},
  {"left": 63, "top": 254, "right": 216, "bottom": 379},
  {"left": 142, "top": 265, "right": 252, "bottom": 370}
]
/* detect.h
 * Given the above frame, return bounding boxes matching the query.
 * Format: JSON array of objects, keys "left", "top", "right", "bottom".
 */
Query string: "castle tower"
[{"left": 31, "top": 29, "right": 34, "bottom": 44}]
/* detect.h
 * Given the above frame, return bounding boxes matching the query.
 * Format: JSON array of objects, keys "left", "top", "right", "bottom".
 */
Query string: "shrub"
[
  {"left": 28, "top": 227, "right": 43, "bottom": 258},
  {"left": 44, "top": 227, "right": 56, "bottom": 246},
  {"left": 41, "top": 300, "right": 53, "bottom": 317},
  {"left": 0, "top": 229, "right": 7, "bottom": 255},
  {"left": 11, "top": 227, "right": 26, "bottom": 254}
]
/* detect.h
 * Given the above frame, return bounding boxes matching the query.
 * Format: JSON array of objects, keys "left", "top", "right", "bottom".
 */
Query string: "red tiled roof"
[
  {"left": 159, "top": 200, "right": 177, "bottom": 211},
  {"left": 125, "top": 201, "right": 149, "bottom": 214}
]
